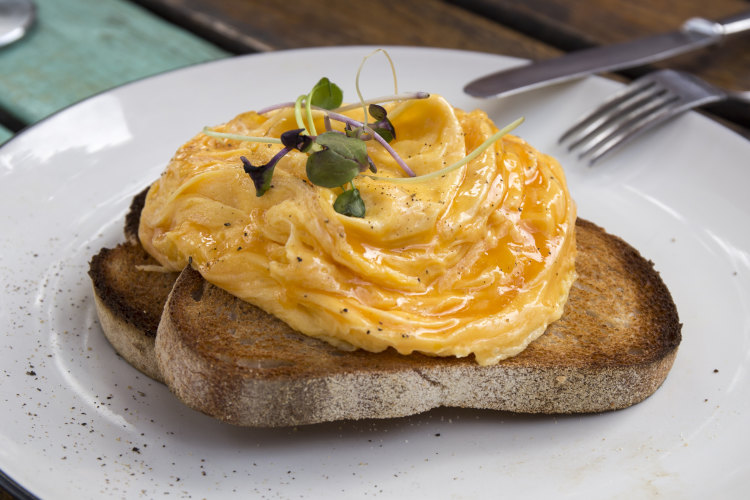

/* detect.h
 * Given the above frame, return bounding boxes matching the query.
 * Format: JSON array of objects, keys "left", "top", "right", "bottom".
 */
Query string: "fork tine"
[
  {"left": 561, "top": 69, "right": 735, "bottom": 165},
  {"left": 581, "top": 97, "right": 682, "bottom": 165},
  {"left": 572, "top": 90, "right": 679, "bottom": 158},
  {"left": 558, "top": 77, "right": 656, "bottom": 144},
  {"left": 565, "top": 84, "right": 668, "bottom": 151}
]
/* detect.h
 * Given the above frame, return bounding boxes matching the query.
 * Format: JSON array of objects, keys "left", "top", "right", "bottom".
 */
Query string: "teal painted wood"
[
  {"left": 0, "top": 0, "right": 229, "bottom": 126},
  {"left": 0, "top": 125, "right": 11, "bottom": 145}
]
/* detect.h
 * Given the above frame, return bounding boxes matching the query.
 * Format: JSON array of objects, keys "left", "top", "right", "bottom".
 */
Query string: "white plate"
[{"left": 1, "top": 46, "right": 749, "bottom": 499}]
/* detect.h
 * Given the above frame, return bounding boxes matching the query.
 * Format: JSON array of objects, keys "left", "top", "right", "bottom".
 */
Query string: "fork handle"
[
  {"left": 717, "top": 10, "right": 750, "bottom": 36},
  {"left": 729, "top": 91, "right": 750, "bottom": 104}
]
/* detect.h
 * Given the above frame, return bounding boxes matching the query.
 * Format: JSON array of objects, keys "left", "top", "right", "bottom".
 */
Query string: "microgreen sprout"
[
  {"left": 241, "top": 150, "right": 286, "bottom": 197},
  {"left": 306, "top": 132, "right": 369, "bottom": 188},
  {"left": 367, "top": 104, "right": 396, "bottom": 143},
  {"left": 201, "top": 50, "right": 523, "bottom": 218},
  {"left": 334, "top": 92, "right": 429, "bottom": 113},
  {"left": 333, "top": 183, "right": 366, "bottom": 218},
  {"left": 317, "top": 109, "right": 415, "bottom": 176},
  {"left": 237, "top": 129, "right": 312, "bottom": 197},
  {"left": 365, "top": 117, "right": 524, "bottom": 184},
  {"left": 355, "top": 48, "right": 399, "bottom": 131},
  {"left": 256, "top": 92, "right": 429, "bottom": 115},
  {"left": 202, "top": 127, "right": 282, "bottom": 144}
]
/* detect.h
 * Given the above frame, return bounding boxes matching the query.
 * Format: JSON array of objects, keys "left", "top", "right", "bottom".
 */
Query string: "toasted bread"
[
  {"left": 89, "top": 191, "right": 681, "bottom": 426},
  {"left": 89, "top": 190, "right": 176, "bottom": 382}
]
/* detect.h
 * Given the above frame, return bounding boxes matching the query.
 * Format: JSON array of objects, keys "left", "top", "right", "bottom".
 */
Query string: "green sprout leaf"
[
  {"left": 309, "top": 77, "right": 343, "bottom": 110},
  {"left": 306, "top": 132, "right": 369, "bottom": 188},
  {"left": 344, "top": 124, "right": 359, "bottom": 138},
  {"left": 315, "top": 132, "right": 369, "bottom": 167},
  {"left": 333, "top": 188, "right": 366, "bottom": 218},
  {"left": 306, "top": 149, "right": 361, "bottom": 188}
]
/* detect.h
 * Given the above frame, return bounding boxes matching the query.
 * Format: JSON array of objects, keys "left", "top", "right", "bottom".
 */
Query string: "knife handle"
[
  {"left": 716, "top": 10, "right": 750, "bottom": 36},
  {"left": 683, "top": 11, "right": 750, "bottom": 37}
]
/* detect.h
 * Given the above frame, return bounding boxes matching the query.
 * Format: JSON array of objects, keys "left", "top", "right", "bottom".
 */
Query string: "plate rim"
[{"left": 1, "top": 44, "right": 749, "bottom": 499}]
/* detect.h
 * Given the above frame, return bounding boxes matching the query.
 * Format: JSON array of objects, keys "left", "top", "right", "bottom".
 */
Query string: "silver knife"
[{"left": 464, "top": 11, "right": 750, "bottom": 98}]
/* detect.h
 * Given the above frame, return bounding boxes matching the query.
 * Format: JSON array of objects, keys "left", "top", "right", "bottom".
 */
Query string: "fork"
[{"left": 559, "top": 69, "right": 750, "bottom": 165}]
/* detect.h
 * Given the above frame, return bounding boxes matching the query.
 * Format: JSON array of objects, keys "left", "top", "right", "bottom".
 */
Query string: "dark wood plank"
[
  {"left": 131, "top": 0, "right": 561, "bottom": 60},
  {"left": 0, "top": 486, "right": 14, "bottom": 500},
  {"left": 453, "top": 0, "right": 750, "bottom": 91}
]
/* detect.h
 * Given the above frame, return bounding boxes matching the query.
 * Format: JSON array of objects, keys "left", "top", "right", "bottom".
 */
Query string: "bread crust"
[
  {"left": 89, "top": 243, "right": 177, "bottom": 382},
  {"left": 88, "top": 189, "right": 681, "bottom": 425},
  {"left": 88, "top": 189, "right": 176, "bottom": 382}
]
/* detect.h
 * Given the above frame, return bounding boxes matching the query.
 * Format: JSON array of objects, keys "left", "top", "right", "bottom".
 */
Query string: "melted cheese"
[{"left": 138, "top": 95, "right": 576, "bottom": 365}]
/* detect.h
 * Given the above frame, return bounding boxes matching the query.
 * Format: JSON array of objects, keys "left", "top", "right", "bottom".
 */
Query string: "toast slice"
[
  {"left": 155, "top": 219, "right": 680, "bottom": 426},
  {"left": 89, "top": 190, "right": 176, "bottom": 382},
  {"left": 89, "top": 190, "right": 681, "bottom": 426}
]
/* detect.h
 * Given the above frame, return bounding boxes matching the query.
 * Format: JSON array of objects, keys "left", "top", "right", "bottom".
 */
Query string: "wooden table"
[
  {"left": 0, "top": 0, "right": 748, "bottom": 497},
  {"left": 1, "top": 0, "right": 749, "bottom": 145}
]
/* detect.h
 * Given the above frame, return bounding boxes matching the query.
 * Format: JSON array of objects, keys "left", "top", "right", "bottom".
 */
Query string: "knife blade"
[{"left": 464, "top": 11, "right": 750, "bottom": 98}]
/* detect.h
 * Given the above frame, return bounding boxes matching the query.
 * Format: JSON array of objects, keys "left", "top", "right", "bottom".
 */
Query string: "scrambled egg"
[{"left": 138, "top": 95, "right": 576, "bottom": 365}]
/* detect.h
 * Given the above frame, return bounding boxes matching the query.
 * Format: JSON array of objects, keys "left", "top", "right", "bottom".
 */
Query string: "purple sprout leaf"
[
  {"left": 368, "top": 104, "right": 395, "bottom": 143},
  {"left": 280, "top": 128, "right": 313, "bottom": 152},
  {"left": 368, "top": 104, "right": 388, "bottom": 121},
  {"left": 241, "top": 147, "right": 291, "bottom": 196}
]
